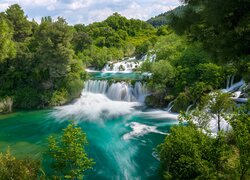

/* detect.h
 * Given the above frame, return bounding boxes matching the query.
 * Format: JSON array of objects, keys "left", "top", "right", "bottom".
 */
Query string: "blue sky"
[{"left": 0, "top": 0, "right": 181, "bottom": 24}]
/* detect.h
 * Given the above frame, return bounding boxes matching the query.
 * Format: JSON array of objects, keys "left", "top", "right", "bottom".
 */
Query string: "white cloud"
[{"left": 0, "top": 0, "right": 181, "bottom": 24}]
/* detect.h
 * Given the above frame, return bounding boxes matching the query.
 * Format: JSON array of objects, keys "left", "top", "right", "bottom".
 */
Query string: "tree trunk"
[{"left": 217, "top": 113, "right": 221, "bottom": 132}]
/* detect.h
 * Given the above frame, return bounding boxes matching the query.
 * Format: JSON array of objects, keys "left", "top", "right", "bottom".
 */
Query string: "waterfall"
[
  {"left": 222, "top": 79, "right": 245, "bottom": 93},
  {"left": 165, "top": 100, "right": 175, "bottom": 112},
  {"left": 53, "top": 80, "right": 148, "bottom": 120},
  {"left": 186, "top": 104, "right": 193, "bottom": 114},
  {"left": 230, "top": 75, "right": 235, "bottom": 87},
  {"left": 84, "top": 80, "right": 148, "bottom": 102},
  {"left": 141, "top": 54, "right": 156, "bottom": 62},
  {"left": 226, "top": 75, "right": 231, "bottom": 89},
  {"left": 102, "top": 57, "right": 142, "bottom": 72}
]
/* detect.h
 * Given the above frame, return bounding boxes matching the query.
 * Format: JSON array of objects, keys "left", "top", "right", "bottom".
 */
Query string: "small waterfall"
[
  {"left": 84, "top": 80, "right": 148, "bottom": 102},
  {"left": 165, "top": 100, "right": 175, "bottom": 112},
  {"left": 230, "top": 75, "right": 235, "bottom": 87},
  {"left": 222, "top": 79, "right": 245, "bottom": 93},
  {"left": 226, "top": 75, "right": 231, "bottom": 89},
  {"left": 102, "top": 57, "right": 142, "bottom": 72},
  {"left": 141, "top": 54, "right": 156, "bottom": 62},
  {"left": 186, "top": 104, "right": 193, "bottom": 114}
]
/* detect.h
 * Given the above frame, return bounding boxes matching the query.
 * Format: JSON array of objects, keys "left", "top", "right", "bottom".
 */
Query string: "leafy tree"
[
  {"left": 169, "top": 0, "right": 250, "bottom": 65},
  {"left": 230, "top": 101, "right": 250, "bottom": 179},
  {"left": 0, "top": 17, "right": 16, "bottom": 62},
  {"left": 198, "top": 63, "right": 223, "bottom": 88},
  {"left": 0, "top": 147, "right": 42, "bottom": 179},
  {"left": 5, "top": 4, "right": 32, "bottom": 42},
  {"left": 158, "top": 123, "right": 232, "bottom": 179},
  {"left": 48, "top": 122, "right": 94, "bottom": 179},
  {"left": 154, "top": 33, "right": 186, "bottom": 64},
  {"left": 72, "top": 31, "right": 92, "bottom": 53},
  {"left": 201, "top": 91, "right": 235, "bottom": 132},
  {"left": 135, "top": 41, "right": 152, "bottom": 59},
  {"left": 156, "top": 26, "right": 168, "bottom": 36}
]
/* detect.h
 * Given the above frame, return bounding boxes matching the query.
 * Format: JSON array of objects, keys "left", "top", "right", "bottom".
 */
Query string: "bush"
[
  {"left": 13, "top": 88, "right": 41, "bottom": 109},
  {"left": 47, "top": 122, "right": 94, "bottom": 179},
  {"left": 0, "top": 148, "right": 42, "bottom": 179},
  {"left": 49, "top": 89, "right": 69, "bottom": 106}
]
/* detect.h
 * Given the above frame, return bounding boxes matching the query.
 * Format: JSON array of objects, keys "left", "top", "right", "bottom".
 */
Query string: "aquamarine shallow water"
[
  {"left": 89, "top": 72, "right": 144, "bottom": 80},
  {"left": 0, "top": 109, "right": 177, "bottom": 179}
]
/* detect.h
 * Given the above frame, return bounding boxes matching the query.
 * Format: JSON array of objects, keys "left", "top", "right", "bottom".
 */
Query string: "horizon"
[{"left": 0, "top": 0, "right": 181, "bottom": 25}]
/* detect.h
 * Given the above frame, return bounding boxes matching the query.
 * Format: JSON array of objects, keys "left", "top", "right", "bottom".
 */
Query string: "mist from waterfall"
[{"left": 52, "top": 80, "right": 149, "bottom": 121}]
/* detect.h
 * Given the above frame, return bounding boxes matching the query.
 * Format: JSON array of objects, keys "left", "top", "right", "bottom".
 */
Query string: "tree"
[
  {"left": 201, "top": 91, "right": 235, "bottom": 132},
  {"left": 0, "top": 147, "right": 42, "bottom": 179},
  {"left": 158, "top": 123, "right": 223, "bottom": 179},
  {"left": 47, "top": 122, "right": 94, "bottom": 179},
  {"left": 230, "top": 101, "right": 250, "bottom": 179},
  {"left": 5, "top": 4, "right": 32, "bottom": 42},
  {"left": 169, "top": 0, "right": 250, "bottom": 65},
  {"left": 0, "top": 17, "right": 16, "bottom": 62},
  {"left": 34, "top": 17, "right": 77, "bottom": 87}
]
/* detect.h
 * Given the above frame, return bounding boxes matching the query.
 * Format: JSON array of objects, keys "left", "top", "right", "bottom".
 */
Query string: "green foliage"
[
  {"left": 154, "top": 33, "right": 186, "bottom": 64},
  {"left": 230, "top": 101, "right": 250, "bottom": 179},
  {"left": 0, "top": 148, "right": 42, "bottom": 179},
  {"left": 147, "top": 6, "right": 185, "bottom": 27},
  {"left": 156, "top": 26, "right": 168, "bottom": 36},
  {"left": 143, "top": 60, "right": 175, "bottom": 108},
  {"left": 80, "top": 45, "right": 124, "bottom": 69},
  {"left": 13, "top": 87, "right": 42, "bottom": 109},
  {"left": 5, "top": 4, "right": 32, "bottom": 42},
  {"left": 198, "top": 63, "right": 223, "bottom": 88},
  {"left": 169, "top": 0, "right": 250, "bottom": 64},
  {"left": 0, "top": 8, "right": 85, "bottom": 110},
  {"left": 49, "top": 89, "right": 69, "bottom": 106},
  {"left": 0, "top": 17, "right": 16, "bottom": 62},
  {"left": 135, "top": 41, "right": 152, "bottom": 59},
  {"left": 48, "top": 122, "right": 94, "bottom": 179},
  {"left": 172, "top": 92, "right": 192, "bottom": 112},
  {"left": 201, "top": 91, "right": 236, "bottom": 132},
  {"left": 149, "top": 60, "right": 175, "bottom": 88},
  {"left": 158, "top": 123, "right": 232, "bottom": 179}
]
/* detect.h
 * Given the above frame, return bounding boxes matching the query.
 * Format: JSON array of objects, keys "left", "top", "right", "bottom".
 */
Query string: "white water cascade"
[
  {"left": 52, "top": 80, "right": 149, "bottom": 120},
  {"left": 84, "top": 80, "right": 148, "bottom": 102},
  {"left": 102, "top": 57, "right": 141, "bottom": 72}
]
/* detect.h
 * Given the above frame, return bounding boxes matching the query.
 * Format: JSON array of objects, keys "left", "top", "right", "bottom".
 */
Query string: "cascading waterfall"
[
  {"left": 165, "top": 100, "right": 175, "bottom": 112},
  {"left": 102, "top": 57, "right": 141, "bottom": 72},
  {"left": 53, "top": 80, "right": 149, "bottom": 120},
  {"left": 84, "top": 80, "right": 148, "bottom": 102},
  {"left": 226, "top": 75, "right": 235, "bottom": 89}
]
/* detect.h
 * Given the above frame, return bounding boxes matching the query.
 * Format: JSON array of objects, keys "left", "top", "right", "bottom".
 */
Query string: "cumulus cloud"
[{"left": 0, "top": 0, "right": 181, "bottom": 24}]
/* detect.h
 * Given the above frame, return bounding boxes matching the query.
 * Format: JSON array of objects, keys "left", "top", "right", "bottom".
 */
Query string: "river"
[{"left": 0, "top": 72, "right": 178, "bottom": 179}]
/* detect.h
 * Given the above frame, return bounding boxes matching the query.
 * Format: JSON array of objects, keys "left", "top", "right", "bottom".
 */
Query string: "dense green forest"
[
  {"left": 0, "top": 4, "right": 156, "bottom": 111},
  {"left": 0, "top": 0, "right": 249, "bottom": 179},
  {"left": 1, "top": 3, "right": 248, "bottom": 112}
]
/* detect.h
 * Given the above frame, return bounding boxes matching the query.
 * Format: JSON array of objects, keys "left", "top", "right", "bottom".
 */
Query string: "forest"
[{"left": 0, "top": 0, "right": 249, "bottom": 179}]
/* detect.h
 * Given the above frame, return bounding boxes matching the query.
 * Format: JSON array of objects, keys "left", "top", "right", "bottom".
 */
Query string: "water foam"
[
  {"left": 122, "top": 122, "right": 167, "bottom": 140},
  {"left": 52, "top": 93, "right": 140, "bottom": 121},
  {"left": 52, "top": 80, "right": 149, "bottom": 121}
]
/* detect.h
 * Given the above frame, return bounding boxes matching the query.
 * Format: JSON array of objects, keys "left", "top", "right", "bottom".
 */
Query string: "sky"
[{"left": 0, "top": 0, "right": 181, "bottom": 25}]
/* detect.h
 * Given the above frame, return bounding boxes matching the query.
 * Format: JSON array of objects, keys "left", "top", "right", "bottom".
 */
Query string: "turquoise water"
[
  {"left": 0, "top": 109, "right": 177, "bottom": 179},
  {"left": 0, "top": 72, "right": 178, "bottom": 179},
  {"left": 89, "top": 72, "right": 144, "bottom": 80}
]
